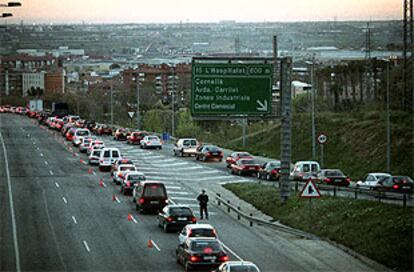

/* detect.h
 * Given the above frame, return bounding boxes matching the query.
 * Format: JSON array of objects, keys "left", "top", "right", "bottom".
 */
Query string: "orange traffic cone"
[
  {"left": 147, "top": 239, "right": 153, "bottom": 248},
  {"left": 79, "top": 159, "right": 84, "bottom": 164},
  {"left": 100, "top": 179, "right": 105, "bottom": 187},
  {"left": 128, "top": 214, "right": 133, "bottom": 221}
]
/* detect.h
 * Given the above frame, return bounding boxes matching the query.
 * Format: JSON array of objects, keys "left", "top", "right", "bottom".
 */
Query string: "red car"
[
  {"left": 231, "top": 158, "right": 261, "bottom": 176},
  {"left": 65, "top": 128, "right": 76, "bottom": 141},
  {"left": 127, "top": 131, "right": 149, "bottom": 144},
  {"left": 97, "top": 125, "right": 112, "bottom": 136},
  {"left": 225, "top": 152, "right": 253, "bottom": 168},
  {"left": 315, "top": 169, "right": 351, "bottom": 187}
]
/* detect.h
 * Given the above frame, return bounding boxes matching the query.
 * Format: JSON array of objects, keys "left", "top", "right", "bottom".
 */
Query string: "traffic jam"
[{"left": 2, "top": 105, "right": 414, "bottom": 271}]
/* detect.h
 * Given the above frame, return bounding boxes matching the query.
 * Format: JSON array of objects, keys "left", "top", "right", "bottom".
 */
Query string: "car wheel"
[
  {"left": 180, "top": 151, "right": 184, "bottom": 157},
  {"left": 184, "top": 261, "right": 192, "bottom": 272},
  {"left": 132, "top": 197, "right": 135, "bottom": 203},
  {"left": 176, "top": 253, "right": 181, "bottom": 264},
  {"left": 238, "top": 170, "right": 242, "bottom": 176},
  {"left": 163, "top": 222, "right": 169, "bottom": 233},
  {"left": 266, "top": 174, "right": 271, "bottom": 181},
  {"left": 202, "top": 156, "right": 206, "bottom": 162},
  {"left": 136, "top": 204, "right": 139, "bottom": 211},
  {"left": 257, "top": 172, "right": 261, "bottom": 179},
  {"left": 158, "top": 146, "right": 162, "bottom": 150}
]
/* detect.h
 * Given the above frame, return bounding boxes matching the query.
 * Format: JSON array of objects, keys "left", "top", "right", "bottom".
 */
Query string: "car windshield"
[
  {"left": 170, "top": 207, "right": 192, "bottom": 216},
  {"left": 143, "top": 185, "right": 166, "bottom": 197},
  {"left": 240, "top": 159, "right": 257, "bottom": 165},
  {"left": 269, "top": 161, "right": 281, "bottom": 168},
  {"left": 238, "top": 152, "right": 251, "bottom": 157},
  {"left": 394, "top": 176, "right": 413, "bottom": 183},
  {"left": 183, "top": 140, "right": 197, "bottom": 146},
  {"left": 93, "top": 150, "right": 101, "bottom": 156},
  {"left": 375, "top": 174, "right": 389, "bottom": 180},
  {"left": 189, "top": 229, "right": 216, "bottom": 238},
  {"left": 127, "top": 175, "right": 146, "bottom": 181},
  {"left": 206, "top": 146, "right": 220, "bottom": 152},
  {"left": 229, "top": 265, "right": 259, "bottom": 272},
  {"left": 77, "top": 130, "right": 89, "bottom": 136},
  {"left": 325, "top": 170, "right": 344, "bottom": 176},
  {"left": 148, "top": 136, "right": 159, "bottom": 141},
  {"left": 120, "top": 160, "right": 133, "bottom": 165},
  {"left": 112, "top": 151, "right": 120, "bottom": 158},
  {"left": 190, "top": 241, "right": 221, "bottom": 252}
]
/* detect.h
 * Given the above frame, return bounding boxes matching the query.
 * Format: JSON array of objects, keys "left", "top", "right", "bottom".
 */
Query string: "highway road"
[{"left": 1, "top": 114, "right": 378, "bottom": 271}]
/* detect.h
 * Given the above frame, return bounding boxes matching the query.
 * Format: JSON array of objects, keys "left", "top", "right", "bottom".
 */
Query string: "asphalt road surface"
[{"left": 0, "top": 114, "right": 378, "bottom": 271}]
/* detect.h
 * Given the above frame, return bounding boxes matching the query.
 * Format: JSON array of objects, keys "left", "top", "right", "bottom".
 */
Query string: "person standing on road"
[{"left": 197, "top": 189, "right": 209, "bottom": 219}]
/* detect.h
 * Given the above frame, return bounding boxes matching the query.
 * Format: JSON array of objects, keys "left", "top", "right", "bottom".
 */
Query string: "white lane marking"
[
  {"left": 168, "top": 191, "right": 190, "bottom": 195},
  {"left": 166, "top": 186, "right": 182, "bottom": 190},
  {"left": 170, "top": 197, "right": 197, "bottom": 201},
  {"left": 62, "top": 197, "right": 68, "bottom": 204},
  {"left": 93, "top": 171, "right": 97, "bottom": 176},
  {"left": 115, "top": 196, "right": 120, "bottom": 203},
  {"left": 33, "top": 142, "right": 36, "bottom": 145},
  {"left": 150, "top": 240, "right": 161, "bottom": 252},
  {"left": 0, "top": 132, "right": 21, "bottom": 272},
  {"left": 83, "top": 241, "right": 91, "bottom": 252},
  {"left": 219, "top": 241, "right": 243, "bottom": 261},
  {"left": 72, "top": 216, "right": 78, "bottom": 224},
  {"left": 194, "top": 211, "right": 217, "bottom": 215},
  {"left": 55, "top": 182, "right": 60, "bottom": 188},
  {"left": 168, "top": 198, "right": 177, "bottom": 205},
  {"left": 131, "top": 215, "right": 138, "bottom": 224},
  {"left": 44, "top": 161, "right": 49, "bottom": 165},
  {"left": 36, "top": 147, "right": 40, "bottom": 150},
  {"left": 40, "top": 153, "right": 44, "bottom": 157},
  {"left": 49, "top": 170, "right": 54, "bottom": 176}
]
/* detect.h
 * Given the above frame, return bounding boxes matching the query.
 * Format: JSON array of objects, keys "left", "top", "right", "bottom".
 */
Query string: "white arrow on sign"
[
  {"left": 256, "top": 100, "right": 268, "bottom": 112},
  {"left": 128, "top": 112, "right": 135, "bottom": 119}
]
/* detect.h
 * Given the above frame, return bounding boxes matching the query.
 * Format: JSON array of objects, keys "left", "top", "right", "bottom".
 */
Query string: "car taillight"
[
  {"left": 207, "top": 152, "right": 212, "bottom": 156},
  {"left": 139, "top": 198, "right": 145, "bottom": 204},
  {"left": 393, "top": 184, "right": 399, "bottom": 189},
  {"left": 99, "top": 160, "right": 103, "bottom": 163},
  {"left": 118, "top": 173, "right": 122, "bottom": 177},
  {"left": 191, "top": 217, "right": 197, "bottom": 223},
  {"left": 166, "top": 216, "right": 173, "bottom": 222},
  {"left": 190, "top": 256, "right": 200, "bottom": 262},
  {"left": 346, "top": 177, "right": 351, "bottom": 183},
  {"left": 271, "top": 169, "right": 278, "bottom": 174},
  {"left": 324, "top": 178, "right": 331, "bottom": 183},
  {"left": 126, "top": 181, "right": 131, "bottom": 188},
  {"left": 219, "top": 255, "right": 229, "bottom": 262}
]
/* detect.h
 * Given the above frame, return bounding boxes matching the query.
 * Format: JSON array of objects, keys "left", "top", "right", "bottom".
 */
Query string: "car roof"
[
  {"left": 141, "top": 181, "right": 164, "bottom": 185},
  {"left": 186, "top": 223, "right": 215, "bottom": 229},
  {"left": 187, "top": 237, "right": 218, "bottom": 242},
  {"left": 118, "top": 164, "right": 135, "bottom": 168},
  {"left": 125, "top": 171, "right": 144, "bottom": 176},
  {"left": 295, "top": 161, "right": 319, "bottom": 164},
  {"left": 368, "top": 173, "right": 391, "bottom": 176}
]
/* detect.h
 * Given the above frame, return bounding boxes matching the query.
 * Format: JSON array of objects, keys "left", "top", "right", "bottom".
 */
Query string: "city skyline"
[{"left": 3, "top": 0, "right": 402, "bottom": 24}]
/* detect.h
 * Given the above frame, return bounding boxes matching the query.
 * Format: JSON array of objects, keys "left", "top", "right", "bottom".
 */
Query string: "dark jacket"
[{"left": 197, "top": 193, "right": 209, "bottom": 206}]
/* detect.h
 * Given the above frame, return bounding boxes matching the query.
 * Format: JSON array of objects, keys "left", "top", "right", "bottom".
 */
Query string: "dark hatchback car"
[
  {"left": 196, "top": 145, "right": 224, "bottom": 162},
  {"left": 231, "top": 159, "right": 261, "bottom": 176},
  {"left": 176, "top": 238, "right": 229, "bottom": 272},
  {"left": 158, "top": 205, "right": 197, "bottom": 232},
  {"left": 257, "top": 160, "right": 281, "bottom": 181},
  {"left": 134, "top": 181, "right": 168, "bottom": 213},
  {"left": 375, "top": 176, "right": 414, "bottom": 194},
  {"left": 315, "top": 169, "right": 351, "bottom": 187}
]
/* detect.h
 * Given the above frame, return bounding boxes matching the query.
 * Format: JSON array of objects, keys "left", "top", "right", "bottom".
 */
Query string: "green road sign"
[{"left": 191, "top": 63, "right": 273, "bottom": 117}]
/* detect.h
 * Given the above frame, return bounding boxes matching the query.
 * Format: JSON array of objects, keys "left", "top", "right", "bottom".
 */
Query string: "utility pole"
[
  {"left": 110, "top": 80, "right": 113, "bottom": 125},
  {"left": 171, "top": 66, "right": 176, "bottom": 137},
  {"left": 403, "top": 0, "right": 413, "bottom": 111},
  {"left": 136, "top": 72, "right": 140, "bottom": 130},
  {"left": 306, "top": 57, "right": 317, "bottom": 160},
  {"left": 386, "top": 60, "right": 391, "bottom": 173}
]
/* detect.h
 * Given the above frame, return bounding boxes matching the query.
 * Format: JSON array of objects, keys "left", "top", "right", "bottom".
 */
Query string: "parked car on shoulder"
[
  {"left": 216, "top": 261, "right": 261, "bottom": 272},
  {"left": 356, "top": 173, "right": 392, "bottom": 190},
  {"left": 158, "top": 205, "right": 197, "bottom": 232},
  {"left": 315, "top": 169, "right": 351, "bottom": 187},
  {"left": 120, "top": 171, "right": 146, "bottom": 195},
  {"left": 140, "top": 135, "right": 162, "bottom": 149},
  {"left": 225, "top": 152, "right": 253, "bottom": 168},
  {"left": 231, "top": 158, "right": 261, "bottom": 176},
  {"left": 257, "top": 160, "right": 281, "bottom": 181},
  {"left": 176, "top": 237, "right": 229, "bottom": 271},
  {"left": 195, "top": 145, "right": 223, "bottom": 162},
  {"left": 173, "top": 138, "right": 200, "bottom": 157},
  {"left": 290, "top": 161, "right": 321, "bottom": 181},
  {"left": 374, "top": 175, "right": 413, "bottom": 194}
]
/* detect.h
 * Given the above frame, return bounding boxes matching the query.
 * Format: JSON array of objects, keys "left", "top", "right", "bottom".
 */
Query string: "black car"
[
  {"left": 158, "top": 205, "right": 197, "bottom": 232},
  {"left": 176, "top": 238, "right": 229, "bottom": 272},
  {"left": 195, "top": 145, "right": 224, "bottom": 162},
  {"left": 120, "top": 172, "right": 146, "bottom": 195},
  {"left": 315, "top": 169, "right": 351, "bottom": 187},
  {"left": 375, "top": 176, "right": 413, "bottom": 194},
  {"left": 133, "top": 181, "right": 168, "bottom": 214},
  {"left": 257, "top": 160, "right": 281, "bottom": 181}
]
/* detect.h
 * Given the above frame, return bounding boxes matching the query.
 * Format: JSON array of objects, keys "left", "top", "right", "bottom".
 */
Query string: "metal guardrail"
[{"left": 215, "top": 193, "right": 318, "bottom": 240}]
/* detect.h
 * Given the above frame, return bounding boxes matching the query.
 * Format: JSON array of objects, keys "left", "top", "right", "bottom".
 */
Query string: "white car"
[
  {"left": 88, "top": 149, "right": 102, "bottom": 165},
  {"left": 79, "top": 136, "right": 96, "bottom": 153},
  {"left": 120, "top": 171, "right": 146, "bottom": 195},
  {"left": 356, "top": 173, "right": 392, "bottom": 189},
  {"left": 113, "top": 164, "right": 137, "bottom": 184},
  {"left": 87, "top": 140, "right": 105, "bottom": 155},
  {"left": 217, "top": 261, "right": 260, "bottom": 272},
  {"left": 173, "top": 138, "right": 199, "bottom": 157},
  {"left": 178, "top": 224, "right": 217, "bottom": 245},
  {"left": 72, "top": 128, "right": 91, "bottom": 147},
  {"left": 99, "top": 148, "right": 122, "bottom": 171},
  {"left": 140, "top": 135, "right": 162, "bottom": 149}
]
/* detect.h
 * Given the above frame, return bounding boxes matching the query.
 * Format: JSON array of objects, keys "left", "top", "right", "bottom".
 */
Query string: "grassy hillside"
[{"left": 218, "top": 111, "right": 413, "bottom": 180}]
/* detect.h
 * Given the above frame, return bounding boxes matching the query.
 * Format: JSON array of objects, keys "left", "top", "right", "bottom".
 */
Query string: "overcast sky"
[{"left": 7, "top": 0, "right": 401, "bottom": 24}]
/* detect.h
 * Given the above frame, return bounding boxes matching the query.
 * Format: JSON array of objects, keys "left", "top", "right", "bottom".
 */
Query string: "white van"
[
  {"left": 291, "top": 161, "right": 321, "bottom": 181},
  {"left": 99, "top": 147, "right": 122, "bottom": 171}
]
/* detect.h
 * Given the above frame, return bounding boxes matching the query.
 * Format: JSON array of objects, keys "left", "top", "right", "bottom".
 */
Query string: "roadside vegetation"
[{"left": 224, "top": 182, "right": 413, "bottom": 271}]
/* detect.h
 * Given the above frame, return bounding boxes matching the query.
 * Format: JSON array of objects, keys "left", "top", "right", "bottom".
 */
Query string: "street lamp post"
[
  {"left": 306, "top": 59, "right": 316, "bottom": 160},
  {"left": 110, "top": 80, "right": 113, "bottom": 125},
  {"left": 136, "top": 73, "right": 140, "bottom": 130},
  {"left": 383, "top": 59, "right": 391, "bottom": 173}
]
